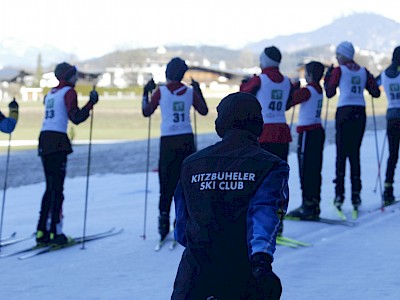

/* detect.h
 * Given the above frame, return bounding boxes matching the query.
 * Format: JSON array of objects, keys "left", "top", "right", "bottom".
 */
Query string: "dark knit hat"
[
  {"left": 264, "top": 46, "right": 281, "bottom": 63},
  {"left": 215, "top": 92, "right": 263, "bottom": 138},
  {"left": 165, "top": 57, "right": 188, "bottom": 81},
  {"left": 54, "top": 62, "right": 77, "bottom": 81},
  {"left": 392, "top": 46, "right": 400, "bottom": 65},
  {"left": 260, "top": 46, "right": 282, "bottom": 68},
  {"left": 305, "top": 61, "right": 325, "bottom": 82}
]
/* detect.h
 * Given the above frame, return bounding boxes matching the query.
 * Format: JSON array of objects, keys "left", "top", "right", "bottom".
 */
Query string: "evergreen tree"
[{"left": 35, "top": 53, "right": 43, "bottom": 87}]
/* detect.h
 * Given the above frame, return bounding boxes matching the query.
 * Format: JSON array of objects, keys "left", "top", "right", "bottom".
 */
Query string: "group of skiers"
[
  {"left": 140, "top": 42, "right": 400, "bottom": 299},
  {"left": 1, "top": 41, "right": 400, "bottom": 299}
]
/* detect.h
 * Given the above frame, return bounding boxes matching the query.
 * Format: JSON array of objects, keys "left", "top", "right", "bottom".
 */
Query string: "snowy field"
[{"left": 1, "top": 128, "right": 399, "bottom": 300}]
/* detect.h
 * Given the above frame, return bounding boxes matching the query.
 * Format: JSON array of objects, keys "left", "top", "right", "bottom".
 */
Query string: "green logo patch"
[
  {"left": 46, "top": 98, "right": 55, "bottom": 108},
  {"left": 351, "top": 76, "right": 361, "bottom": 84},
  {"left": 173, "top": 101, "right": 185, "bottom": 111},
  {"left": 271, "top": 90, "right": 283, "bottom": 100}
]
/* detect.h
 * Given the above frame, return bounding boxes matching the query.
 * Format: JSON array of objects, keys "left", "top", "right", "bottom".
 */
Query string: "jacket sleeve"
[
  {"left": 193, "top": 90, "right": 208, "bottom": 116},
  {"left": 142, "top": 88, "right": 161, "bottom": 117},
  {"left": 64, "top": 89, "right": 93, "bottom": 125},
  {"left": 240, "top": 76, "right": 261, "bottom": 95},
  {"left": 365, "top": 69, "right": 381, "bottom": 98},
  {"left": 0, "top": 113, "right": 16, "bottom": 134},
  {"left": 246, "top": 161, "right": 289, "bottom": 259},
  {"left": 324, "top": 67, "right": 341, "bottom": 98},
  {"left": 174, "top": 180, "right": 188, "bottom": 246}
]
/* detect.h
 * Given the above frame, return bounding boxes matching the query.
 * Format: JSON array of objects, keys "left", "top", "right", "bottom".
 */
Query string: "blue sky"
[{"left": 1, "top": 0, "right": 399, "bottom": 59}]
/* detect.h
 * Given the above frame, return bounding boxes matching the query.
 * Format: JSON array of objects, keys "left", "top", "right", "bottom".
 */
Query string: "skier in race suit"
[
  {"left": 376, "top": 45, "right": 400, "bottom": 205},
  {"left": 286, "top": 61, "right": 326, "bottom": 220},
  {"left": 240, "top": 45, "right": 297, "bottom": 236},
  {"left": 36, "top": 62, "right": 99, "bottom": 245},
  {"left": 142, "top": 57, "right": 208, "bottom": 241},
  {"left": 0, "top": 99, "right": 19, "bottom": 133},
  {"left": 172, "top": 92, "right": 289, "bottom": 300},
  {"left": 324, "top": 41, "right": 380, "bottom": 210}
]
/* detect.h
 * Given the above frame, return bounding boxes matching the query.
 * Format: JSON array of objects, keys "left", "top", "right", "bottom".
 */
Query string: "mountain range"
[
  {"left": 246, "top": 13, "right": 400, "bottom": 54},
  {"left": 0, "top": 12, "right": 399, "bottom": 75}
]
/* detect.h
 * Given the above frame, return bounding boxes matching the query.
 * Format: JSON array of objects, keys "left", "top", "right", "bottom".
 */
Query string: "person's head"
[
  {"left": 305, "top": 61, "right": 325, "bottom": 83},
  {"left": 336, "top": 41, "right": 355, "bottom": 64},
  {"left": 259, "top": 46, "right": 281, "bottom": 69},
  {"left": 165, "top": 57, "right": 188, "bottom": 82},
  {"left": 215, "top": 92, "right": 263, "bottom": 138},
  {"left": 54, "top": 62, "right": 78, "bottom": 85},
  {"left": 392, "top": 46, "right": 400, "bottom": 66}
]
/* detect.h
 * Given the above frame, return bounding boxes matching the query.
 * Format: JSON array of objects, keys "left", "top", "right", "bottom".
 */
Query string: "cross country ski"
[
  {"left": 18, "top": 228, "right": 123, "bottom": 260},
  {"left": 0, "top": 232, "right": 34, "bottom": 247}
]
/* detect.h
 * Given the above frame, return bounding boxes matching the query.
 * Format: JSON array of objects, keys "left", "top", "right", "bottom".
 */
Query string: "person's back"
[{"left": 173, "top": 92, "right": 288, "bottom": 300}]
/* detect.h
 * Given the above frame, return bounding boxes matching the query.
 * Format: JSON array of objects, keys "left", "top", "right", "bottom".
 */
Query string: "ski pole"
[
  {"left": 0, "top": 134, "right": 12, "bottom": 251},
  {"left": 141, "top": 91, "right": 153, "bottom": 240},
  {"left": 81, "top": 85, "right": 96, "bottom": 249},
  {"left": 371, "top": 96, "right": 384, "bottom": 210},
  {"left": 373, "top": 134, "right": 387, "bottom": 193}
]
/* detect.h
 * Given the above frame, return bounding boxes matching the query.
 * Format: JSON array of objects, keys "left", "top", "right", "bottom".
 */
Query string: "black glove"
[
  {"left": 144, "top": 78, "right": 156, "bottom": 93},
  {"left": 251, "top": 253, "right": 282, "bottom": 300},
  {"left": 191, "top": 78, "right": 200, "bottom": 90},
  {"left": 89, "top": 89, "right": 99, "bottom": 104},
  {"left": 8, "top": 98, "right": 19, "bottom": 121}
]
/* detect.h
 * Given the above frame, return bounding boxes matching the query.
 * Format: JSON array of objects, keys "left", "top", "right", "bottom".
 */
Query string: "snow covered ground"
[{"left": 0, "top": 129, "right": 399, "bottom": 300}]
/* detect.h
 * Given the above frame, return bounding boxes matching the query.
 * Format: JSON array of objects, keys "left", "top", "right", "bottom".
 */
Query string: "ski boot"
[
  {"left": 158, "top": 212, "right": 170, "bottom": 241},
  {"left": 286, "top": 205, "right": 319, "bottom": 221},
  {"left": 383, "top": 182, "right": 395, "bottom": 206},
  {"left": 35, "top": 230, "right": 50, "bottom": 246},
  {"left": 333, "top": 194, "right": 344, "bottom": 209},
  {"left": 351, "top": 192, "right": 361, "bottom": 219},
  {"left": 333, "top": 194, "right": 346, "bottom": 220},
  {"left": 49, "top": 233, "right": 73, "bottom": 245}
]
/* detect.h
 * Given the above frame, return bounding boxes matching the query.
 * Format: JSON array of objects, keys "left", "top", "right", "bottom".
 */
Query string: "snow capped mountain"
[{"left": 0, "top": 37, "right": 76, "bottom": 70}]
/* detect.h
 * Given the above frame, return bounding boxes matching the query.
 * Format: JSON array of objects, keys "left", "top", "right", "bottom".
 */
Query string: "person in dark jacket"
[
  {"left": 376, "top": 46, "right": 400, "bottom": 205},
  {"left": 0, "top": 98, "right": 19, "bottom": 133},
  {"left": 172, "top": 92, "right": 289, "bottom": 300},
  {"left": 36, "top": 62, "right": 99, "bottom": 245},
  {"left": 324, "top": 41, "right": 380, "bottom": 212}
]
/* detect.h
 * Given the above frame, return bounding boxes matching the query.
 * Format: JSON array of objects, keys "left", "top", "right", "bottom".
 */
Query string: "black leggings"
[
  {"left": 158, "top": 134, "right": 195, "bottom": 216},
  {"left": 335, "top": 106, "right": 366, "bottom": 195},
  {"left": 385, "top": 119, "right": 400, "bottom": 184},
  {"left": 37, "top": 152, "right": 67, "bottom": 234},
  {"left": 297, "top": 127, "right": 325, "bottom": 200}
]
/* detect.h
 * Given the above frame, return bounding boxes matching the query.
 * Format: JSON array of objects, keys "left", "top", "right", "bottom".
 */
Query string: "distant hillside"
[
  {"left": 246, "top": 13, "right": 400, "bottom": 54},
  {"left": 80, "top": 45, "right": 258, "bottom": 71}
]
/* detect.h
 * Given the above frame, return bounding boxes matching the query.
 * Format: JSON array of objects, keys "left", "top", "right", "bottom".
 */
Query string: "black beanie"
[
  {"left": 215, "top": 92, "right": 263, "bottom": 138},
  {"left": 54, "top": 62, "right": 77, "bottom": 81},
  {"left": 392, "top": 46, "right": 400, "bottom": 65},
  {"left": 165, "top": 57, "right": 188, "bottom": 81},
  {"left": 264, "top": 46, "right": 282, "bottom": 63},
  {"left": 305, "top": 61, "right": 325, "bottom": 82}
]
